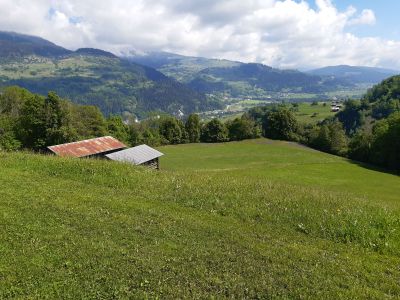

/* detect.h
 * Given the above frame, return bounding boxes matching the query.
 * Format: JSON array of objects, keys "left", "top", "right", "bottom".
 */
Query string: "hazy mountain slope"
[
  {"left": 0, "top": 31, "right": 72, "bottom": 58},
  {"left": 126, "top": 52, "right": 353, "bottom": 97},
  {"left": 187, "top": 63, "right": 351, "bottom": 97},
  {"left": 125, "top": 51, "right": 241, "bottom": 82},
  {"left": 308, "top": 65, "right": 399, "bottom": 84},
  {"left": 0, "top": 32, "right": 217, "bottom": 117}
]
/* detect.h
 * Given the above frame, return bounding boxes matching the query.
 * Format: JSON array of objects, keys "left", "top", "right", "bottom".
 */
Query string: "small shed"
[
  {"left": 106, "top": 144, "right": 164, "bottom": 170},
  {"left": 48, "top": 136, "right": 127, "bottom": 158}
]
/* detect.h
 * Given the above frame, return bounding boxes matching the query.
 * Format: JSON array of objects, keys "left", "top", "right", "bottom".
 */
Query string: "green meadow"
[
  {"left": 1, "top": 139, "right": 399, "bottom": 298},
  {"left": 293, "top": 102, "right": 336, "bottom": 124}
]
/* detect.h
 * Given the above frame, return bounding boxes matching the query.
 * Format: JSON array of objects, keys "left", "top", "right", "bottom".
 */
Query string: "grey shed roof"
[{"left": 106, "top": 144, "right": 164, "bottom": 165}]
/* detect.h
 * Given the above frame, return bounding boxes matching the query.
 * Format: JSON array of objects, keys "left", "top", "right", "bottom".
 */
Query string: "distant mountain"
[
  {"left": 124, "top": 51, "right": 241, "bottom": 82},
  {"left": 187, "top": 63, "right": 352, "bottom": 96},
  {"left": 308, "top": 65, "right": 399, "bottom": 84},
  {"left": 0, "top": 31, "right": 72, "bottom": 58},
  {"left": 0, "top": 32, "right": 218, "bottom": 117},
  {"left": 75, "top": 48, "right": 117, "bottom": 58},
  {"left": 125, "top": 51, "right": 353, "bottom": 98}
]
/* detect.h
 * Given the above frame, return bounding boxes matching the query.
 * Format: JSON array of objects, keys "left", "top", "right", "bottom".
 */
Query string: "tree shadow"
[{"left": 346, "top": 158, "right": 400, "bottom": 176}]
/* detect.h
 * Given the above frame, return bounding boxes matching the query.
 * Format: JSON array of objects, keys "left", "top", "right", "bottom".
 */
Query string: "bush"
[
  {"left": 185, "top": 114, "right": 201, "bottom": 143},
  {"left": 262, "top": 109, "right": 300, "bottom": 141},
  {"left": 201, "top": 119, "right": 229, "bottom": 143},
  {"left": 226, "top": 117, "right": 259, "bottom": 141},
  {"left": 308, "top": 120, "right": 348, "bottom": 156},
  {"left": 159, "top": 117, "right": 183, "bottom": 145},
  {"left": 370, "top": 112, "right": 400, "bottom": 170}
]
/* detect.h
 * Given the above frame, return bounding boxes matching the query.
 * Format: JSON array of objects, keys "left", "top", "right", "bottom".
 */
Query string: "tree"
[
  {"left": 0, "top": 86, "right": 30, "bottom": 117},
  {"left": 369, "top": 112, "right": 400, "bottom": 170},
  {"left": 18, "top": 95, "right": 46, "bottom": 150},
  {"left": 308, "top": 120, "right": 348, "bottom": 156},
  {"left": 0, "top": 116, "right": 21, "bottom": 151},
  {"left": 201, "top": 119, "right": 229, "bottom": 143},
  {"left": 159, "top": 117, "right": 182, "bottom": 144},
  {"left": 106, "top": 115, "right": 130, "bottom": 144},
  {"left": 227, "top": 117, "right": 258, "bottom": 141},
  {"left": 337, "top": 100, "right": 365, "bottom": 135},
  {"left": 328, "top": 120, "right": 349, "bottom": 156},
  {"left": 348, "top": 131, "right": 372, "bottom": 163},
  {"left": 70, "top": 105, "right": 107, "bottom": 138},
  {"left": 44, "top": 92, "right": 74, "bottom": 146},
  {"left": 262, "top": 109, "right": 299, "bottom": 141},
  {"left": 177, "top": 119, "right": 189, "bottom": 144},
  {"left": 185, "top": 114, "right": 201, "bottom": 143},
  {"left": 129, "top": 124, "right": 143, "bottom": 146}
]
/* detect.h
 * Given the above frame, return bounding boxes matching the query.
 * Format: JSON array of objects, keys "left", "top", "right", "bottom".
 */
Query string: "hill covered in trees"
[
  {"left": 0, "top": 32, "right": 218, "bottom": 117},
  {"left": 125, "top": 51, "right": 241, "bottom": 82},
  {"left": 0, "top": 31, "right": 71, "bottom": 58},
  {"left": 126, "top": 51, "right": 397, "bottom": 99},
  {"left": 187, "top": 63, "right": 350, "bottom": 96}
]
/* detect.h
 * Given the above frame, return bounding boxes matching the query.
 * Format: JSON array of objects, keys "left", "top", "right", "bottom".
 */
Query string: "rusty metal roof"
[
  {"left": 106, "top": 144, "right": 164, "bottom": 165},
  {"left": 48, "top": 136, "right": 127, "bottom": 158}
]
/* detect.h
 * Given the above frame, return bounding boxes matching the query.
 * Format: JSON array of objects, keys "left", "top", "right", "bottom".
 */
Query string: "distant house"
[
  {"left": 331, "top": 106, "right": 340, "bottom": 112},
  {"left": 106, "top": 144, "right": 164, "bottom": 170},
  {"left": 48, "top": 136, "right": 127, "bottom": 158}
]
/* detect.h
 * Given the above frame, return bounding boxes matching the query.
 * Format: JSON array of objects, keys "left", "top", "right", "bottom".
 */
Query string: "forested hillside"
[
  {"left": 188, "top": 63, "right": 351, "bottom": 96},
  {"left": 126, "top": 52, "right": 391, "bottom": 99},
  {"left": 125, "top": 51, "right": 241, "bottom": 82},
  {"left": 0, "top": 32, "right": 218, "bottom": 117}
]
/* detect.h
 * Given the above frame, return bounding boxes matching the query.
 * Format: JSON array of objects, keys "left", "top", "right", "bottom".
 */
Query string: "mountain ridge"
[
  {"left": 307, "top": 65, "right": 399, "bottom": 84},
  {"left": 125, "top": 51, "right": 395, "bottom": 98},
  {"left": 0, "top": 31, "right": 217, "bottom": 117}
]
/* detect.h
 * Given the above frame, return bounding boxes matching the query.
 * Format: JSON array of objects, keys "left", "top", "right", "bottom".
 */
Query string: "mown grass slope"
[{"left": 1, "top": 139, "right": 399, "bottom": 298}]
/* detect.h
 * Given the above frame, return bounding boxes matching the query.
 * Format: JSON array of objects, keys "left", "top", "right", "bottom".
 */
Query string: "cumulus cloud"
[
  {"left": 348, "top": 9, "right": 376, "bottom": 26},
  {"left": 0, "top": 0, "right": 398, "bottom": 69}
]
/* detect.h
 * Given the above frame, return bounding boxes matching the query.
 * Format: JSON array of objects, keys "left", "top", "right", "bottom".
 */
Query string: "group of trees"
[
  {"left": 0, "top": 86, "right": 260, "bottom": 152},
  {"left": 335, "top": 76, "right": 400, "bottom": 170},
  {"left": 247, "top": 105, "right": 349, "bottom": 157},
  {"left": 346, "top": 111, "right": 400, "bottom": 170},
  {"left": 0, "top": 86, "right": 114, "bottom": 151},
  {"left": 130, "top": 113, "right": 260, "bottom": 146}
]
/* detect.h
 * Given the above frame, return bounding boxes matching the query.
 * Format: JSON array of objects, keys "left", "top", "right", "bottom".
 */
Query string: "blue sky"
[{"left": 335, "top": 0, "right": 400, "bottom": 39}]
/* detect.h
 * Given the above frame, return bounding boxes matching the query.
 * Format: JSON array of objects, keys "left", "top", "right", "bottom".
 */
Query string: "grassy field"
[
  {"left": 206, "top": 101, "right": 337, "bottom": 123},
  {"left": 294, "top": 102, "right": 336, "bottom": 124},
  {"left": 1, "top": 139, "right": 399, "bottom": 298}
]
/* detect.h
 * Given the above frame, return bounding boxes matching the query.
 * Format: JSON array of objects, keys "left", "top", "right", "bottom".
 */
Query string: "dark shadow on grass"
[{"left": 346, "top": 158, "right": 400, "bottom": 176}]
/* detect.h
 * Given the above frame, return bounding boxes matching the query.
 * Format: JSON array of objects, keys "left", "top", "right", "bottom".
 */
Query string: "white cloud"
[
  {"left": 348, "top": 9, "right": 376, "bottom": 26},
  {"left": 0, "top": 0, "right": 398, "bottom": 69}
]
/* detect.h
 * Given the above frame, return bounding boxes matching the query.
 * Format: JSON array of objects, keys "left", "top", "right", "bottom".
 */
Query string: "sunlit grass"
[{"left": 1, "top": 139, "right": 399, "bottom": 298}]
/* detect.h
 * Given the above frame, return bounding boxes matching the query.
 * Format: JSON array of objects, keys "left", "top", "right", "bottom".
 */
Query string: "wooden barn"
[
  {"left": 106, "top": 144, "right": 164, "bottom": 170},
  {"left": 48, "top": 136, "right": 127, "bottom": 158}
]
